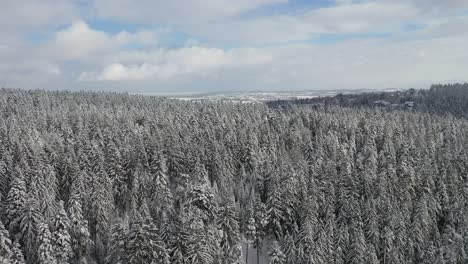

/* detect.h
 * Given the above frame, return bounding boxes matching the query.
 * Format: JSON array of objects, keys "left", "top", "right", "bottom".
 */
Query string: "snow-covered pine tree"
[
  {"left": 105, "top": 141, "right": 127, "bottom": 214},
  {"left": 347, "top": 221, "right": 367, "bottom": 264},
  {"left": 106, "top": 221, "right": 128, "bottom": 264},
  {"left": 37, "top": 165, "right": 58, "bottom": 222},
  {"left": 10, "top": 240, "right": 26, "bottom": 264},
  {"left": 282, "top": 232, "right": 297, "bottom": 264},
  {"left": 266, "top": 183, "right": 283, "bottom": 240},
  {"left": 268, "top": 240, "right": 286, "bottom": 264},
  {"left": 68, "top": 174, "right": 93, "bottom": 263},
  {"left": 126, "top": 214, "right": 170, "bottom": 264},
  {"left": 52, "top": 201, "right": 73, "bottom": 263},
  {"left": 0, "top": 220, "right": 12, "bottom": 264},
  {"left": 19, "top": 193, "right": 42, "bottom": 262},
  {"left": 150, "top": 151, "right": 174, "bottom": 222},
  {"left": 217, "top": 197, "right": 241, "bottom": 259},
  {"left": 36, "top": 222, "right": 57, "bottom": 264},
  {"left": 5, "top": 167, "right": 27, "bottom": 236}
]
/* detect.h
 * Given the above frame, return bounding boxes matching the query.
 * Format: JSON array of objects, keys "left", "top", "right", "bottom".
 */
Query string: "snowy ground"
[{"left": 136, "top": 88, "right": 401, "bottom": 103}]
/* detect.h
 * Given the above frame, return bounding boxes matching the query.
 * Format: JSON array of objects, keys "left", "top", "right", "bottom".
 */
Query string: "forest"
[
  {"left": 0, "top": 86, "right": 467, "bottom": 264},
  {"left": 270, "top": 83, "right": 468, "bottom": 119}
]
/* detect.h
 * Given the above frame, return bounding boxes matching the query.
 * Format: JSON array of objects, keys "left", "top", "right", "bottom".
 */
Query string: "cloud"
[
  {"left": 0, "top": 0, "right": 76, "bottom": 31},
  {"left": 46, "top": 20, "right": 161, "bottom": 61},
  {"left": 79, "top": 47, "right": 272, "bottom": 81},
  {"left": 89, "top": 0, "right": 468, "bottom": 46},
  {"left": 1, "top": 1, "right": 468, "bottom": 92},
  {"left": 53, "top": 20, "right": 111, "bottom": 59},
  {"left": 114, "top": 30, "right": 159, "bottom": 46},
  {"left": 93, "top": 0, "right": 287, "bottom": 25},
  {"left": 188, "top": 1, "right": 419, "bottom": 45}
]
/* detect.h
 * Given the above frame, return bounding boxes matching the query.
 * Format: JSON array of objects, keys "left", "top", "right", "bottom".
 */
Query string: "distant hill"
[{"left": 268, "top": 83, "right": 468, "bottom": 119}]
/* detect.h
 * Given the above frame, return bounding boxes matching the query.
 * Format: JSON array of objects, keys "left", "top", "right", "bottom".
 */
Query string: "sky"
[{"left": 1, "top": 0, "right": 468, "bottom": 94}]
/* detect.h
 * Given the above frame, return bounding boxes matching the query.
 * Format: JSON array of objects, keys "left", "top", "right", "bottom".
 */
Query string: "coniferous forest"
[{"left": 0, "top": 87, "right": 467, "bottom": 264}]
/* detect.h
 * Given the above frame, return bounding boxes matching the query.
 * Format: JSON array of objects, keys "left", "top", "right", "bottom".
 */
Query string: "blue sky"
[{"left": 1, "top": 0, "right": 468, "bottom": 93}]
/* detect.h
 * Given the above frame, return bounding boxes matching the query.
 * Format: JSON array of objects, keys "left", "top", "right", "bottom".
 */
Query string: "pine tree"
[
  {"left": 282, "top": 232, "right": 297, "bottom": 264},
  {"left": 184, "top": 165, "right": 216, "bottom": 223},
  {"left": 33, "top": 165, "right": 58, "bottom": 222},
  {"left": 6, "top": 168, "right": 27, "bottom": 236},
  {"left": 126, "top": 216, "right": 170, "bottom": 264},
  {"left": 19, "top": 194, "right": 42, "bottom": 262},
  {"left": 106, "top": 141, "right": 127, "bottom": 213},
  {"left": 106, "top": 221, "right": 128, "bottom": 264},
  {"left": 10, "top": 240, "right": 26, "bottom": 264},
  {"left": 0, "top": 220, "right": 12, "bottom": 264},
  {"left": 36, "top": 222, "right": 57, "bottom": 264},
  {"left": 253, "top": 200, "right": 268, "bottom": 264},
  {"left": 52, "top": 201, "right": 73, "bottom": 263},
  {"left": 266, "top": 185, "right": 283, "bottom": 239},
  {"left": 68, "top": 176, "right": 92, "bottom": 263},
  {"left": 349, "top": 222, "right": 367, "bottom": 264},
  {"left": 185, "top": 210, "right": 215, "bottom": 264},
  {"left": 150, "top": 153, "right": 174, "bottom": 222},
  {"left": 217, "top": 197, "right": 241, "bottom": 259},
  {"left": 89, "top": 168, "right": 113, "bottom": 263},
  {"left": 268, "top": 240, "right": 286, "bottom": 264}
]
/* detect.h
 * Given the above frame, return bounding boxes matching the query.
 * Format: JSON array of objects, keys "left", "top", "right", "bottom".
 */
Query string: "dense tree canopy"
[{"left": 0, "top": 88, "right": 467, "bottom": 263}]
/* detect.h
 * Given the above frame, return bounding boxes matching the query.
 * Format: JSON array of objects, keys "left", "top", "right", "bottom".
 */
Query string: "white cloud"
[
  {"left": 47, "top": 20, "right": 161, "bottom": 60},
  {"left": 89, "top": 0, "right": 468, "bottom": 46},
  {"left": 53, "top": 20, "right": 111, "bottom": 59},
  {"left": 93, "top": 0, "right": 287, "bottom": 25},
  {"left": 79, "top": 47, "right": 272, "bottom": 81},
  {"left": 1, "top": 1, "right": 468, "bottom": 92},
  {"left": 114, "top": 30, "right": 159, "bottom": 46},
  {"left": 189, "top": 1, "right": 419, "bottom": 45},
  {"left": 305, "top": 2, "right": 418, "bottom": 33},
  {"left": 0, "top": 0, "right": 77, "bottom": 32}
]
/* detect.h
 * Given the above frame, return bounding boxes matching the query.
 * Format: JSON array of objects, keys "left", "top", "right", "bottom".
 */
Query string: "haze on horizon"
[{"left": 1, "top": 0, "right": 468, "bottom": 93}]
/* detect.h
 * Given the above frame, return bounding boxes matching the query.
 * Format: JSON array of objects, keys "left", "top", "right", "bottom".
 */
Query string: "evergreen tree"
[
  {"left": 10, "top": 240, "right": 26, "bottom": 264},
  {"left": 126, "top": 215, "right": 170, "bottom": 264},
  {"left": 19, "top": 194, "right": 42, "bottom": 262},
  {"left": 0, "top": 220, "right": 12, "bottom": 264},
  {"left": 217, "top": 197, "right": 241, "bottom": 261},
  {"left": 266, "top": 185, "right": 283, "bottom": 239},
  {"left": 52, "top": 201, "right": 73, "bottom": 263},
  {"left": 106, "top": 221, "right": 128, "bottom": 264},
  {"left": 150, "top": 151, "right": 173, "bottom": 221},
  {"left": 347, "top": 222, "right": 367, "bottom": 264},
  {"left": 68, "top": 176, "right": 92, "bottom": 263},
  {"left": 268, "top": 240, "right": 286, "bottom": 264},
  {"left": 36, "top": 222, "right": 57, "bottom": 264},
  {"left": 6, "top": 168, "right": 27, "bottom": 236}
]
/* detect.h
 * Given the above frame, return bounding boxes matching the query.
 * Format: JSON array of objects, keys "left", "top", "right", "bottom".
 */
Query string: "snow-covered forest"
[{"left": 0, "top": 88, "right": 467, "bottom": 264}]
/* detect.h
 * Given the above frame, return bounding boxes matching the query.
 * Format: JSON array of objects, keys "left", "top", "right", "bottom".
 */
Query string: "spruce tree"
[
  {"left": 52, "top": 201, "right": 73, "bottom": 263},
  {"left": 268, "top": 240, "right": 286, "bottom": 264},
  {"left": 126, "top": 215, "right": 170, "bottom": 264},
  {"left": 36, "top": 222, "right": 57, "bottom": 264},
  {"left": 68, "top": 176, "right": 92, "bottom": 263},
  {"left": 106, "top": 221, "right": 128, "bottom": 264},
  {"left": 0, "top": 220, "right": 12, "bottom": 264},
  {"left": 6, "top": 168, "right": 27, "bottom": 236},
  {"left": 19, "top": 194, "right": 42, "bottom": 262},
  {"left": 10, "top": 240, "right": 26, "bottom": 264}
]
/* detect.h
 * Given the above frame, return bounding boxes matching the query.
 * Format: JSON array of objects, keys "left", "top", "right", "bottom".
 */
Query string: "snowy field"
[{"left": 136, "top": 88, "right": 401, "bottom": 103}]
